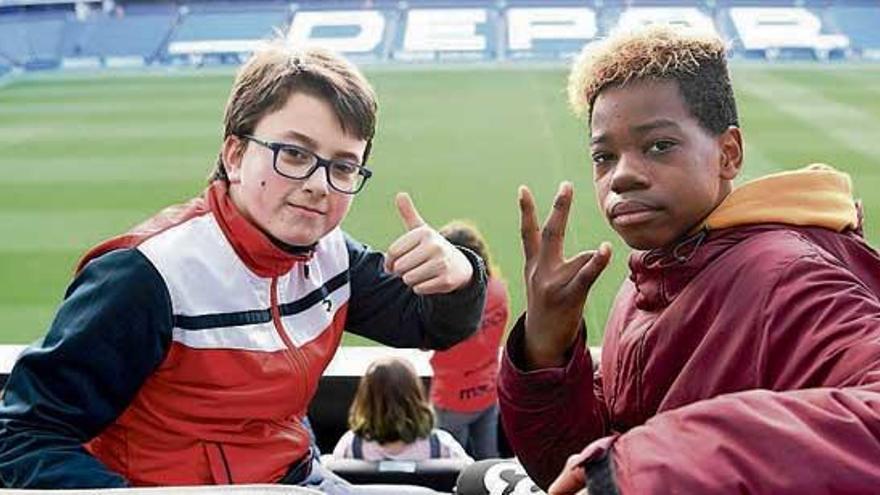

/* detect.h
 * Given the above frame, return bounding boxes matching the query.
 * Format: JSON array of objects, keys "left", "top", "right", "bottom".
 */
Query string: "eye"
[
  {"left": 280, "top": 146, "right": 312, "bottom": 164},
  {"left": 330, "top": 161, "right": 360, "bottom": 176},
  {"left": 591, "top": 151, "right": 615, "bottom": 166},
  {"left": 647, "top": 140, "right": 677, "bottom": 154}
]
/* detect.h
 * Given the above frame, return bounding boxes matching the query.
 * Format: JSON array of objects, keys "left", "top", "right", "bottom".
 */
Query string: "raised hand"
[
  {"left": 520, "top": 182, "right": 611, "bottom": 369},
  {"left": 384, "top": 192, "right": 474, "bottom": 295}
]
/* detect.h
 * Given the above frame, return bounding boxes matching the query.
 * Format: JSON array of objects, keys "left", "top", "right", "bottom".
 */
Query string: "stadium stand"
[
  {"left": 0, "top": 11, "right": 66, "bottom": 69},
  {"left": 59, "top": 6, "right": 178, "bottom": 64},
  {"left": 2, "top": 0, "right": 880, "bottom": 71},
  {"left": 826, "top": 6, "right": 880, "bottom": 56},
  {"left": 166, "top": 2, "right": 290, "bottom": 62}
]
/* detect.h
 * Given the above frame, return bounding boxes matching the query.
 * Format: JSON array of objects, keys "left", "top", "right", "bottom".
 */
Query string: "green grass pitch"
[{"left": 2, "top": 64, "right": 879, "bottom": 346}]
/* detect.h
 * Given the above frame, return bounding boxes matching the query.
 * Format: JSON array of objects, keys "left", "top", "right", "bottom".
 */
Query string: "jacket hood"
[
  {"left": 629, "top": 164, "right": 859, "bottom": 311},
  {"left": 700, "top": 163, "right": 858, "bottom": 233}
]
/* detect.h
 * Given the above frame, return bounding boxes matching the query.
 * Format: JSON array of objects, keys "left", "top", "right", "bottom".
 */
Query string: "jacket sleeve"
[
  {"left": 343, "top": 233, "right": 487, "bottom": 350},
  {"left": 577, "top": 252, "right": 880, "bottom": 495},
  {"left": 498, "top": 315, "right": 610, "bottom": 488},
  {"left": 0, "top": 249, "right": 173, "bottom": 488}
]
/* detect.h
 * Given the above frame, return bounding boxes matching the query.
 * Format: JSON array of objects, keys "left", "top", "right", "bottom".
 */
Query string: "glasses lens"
[
  {"left": 327, "top": 161, "right": 366, "bottom": 193},
  {"left": 276, "top": 146, "right": 317, "bottom": 178}
]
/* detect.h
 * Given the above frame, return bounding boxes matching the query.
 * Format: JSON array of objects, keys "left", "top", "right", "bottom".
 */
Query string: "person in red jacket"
[
  {"left": 499, "top": 26, "right": 880, "bottom": 494},
  {"left": 430, "top": 221, "right": 510, "bottom": 459}
]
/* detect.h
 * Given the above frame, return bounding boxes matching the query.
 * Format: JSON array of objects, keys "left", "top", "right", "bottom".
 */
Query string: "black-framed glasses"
[{"left": 240, "top": 135, "right": 373, "bottom": 195}]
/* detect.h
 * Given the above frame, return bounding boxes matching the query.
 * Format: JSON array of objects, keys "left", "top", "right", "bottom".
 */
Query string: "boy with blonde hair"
[{"left": 499, "top": 26, "right": 880, "bottom": 494}]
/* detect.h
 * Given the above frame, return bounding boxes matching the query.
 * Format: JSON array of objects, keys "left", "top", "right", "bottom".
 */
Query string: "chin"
[
  {"left": 265, "top": 225, "right": 319, "bottom": 247},
  {"left": 279, "top": 233, "right": 322, "bottom": 247},
  {"left": 616, "top": 229, "right": 668, "bottom": 252},
  {"left": 623, "top": 238, "right": 663, "bottom": 251}
]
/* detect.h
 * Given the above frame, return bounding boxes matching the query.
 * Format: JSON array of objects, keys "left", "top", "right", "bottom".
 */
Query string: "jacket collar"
[
  {"left": 207, "top": 181, "right": 314, "bottom": 278},
  {"left": 628, "top": 164, "right": 858, "bottom": 311}
]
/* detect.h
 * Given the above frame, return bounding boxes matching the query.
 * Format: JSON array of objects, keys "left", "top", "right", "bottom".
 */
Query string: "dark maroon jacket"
[{"left": 499, "top": 170, "right": 880, "bottom": 493}]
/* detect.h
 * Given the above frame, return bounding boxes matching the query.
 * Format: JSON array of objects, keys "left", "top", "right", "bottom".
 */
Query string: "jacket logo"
[{"left": 323, "top": 299, "right": 333, "bottom": 312}]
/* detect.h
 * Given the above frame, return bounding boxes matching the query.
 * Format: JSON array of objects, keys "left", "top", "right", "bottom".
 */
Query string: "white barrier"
[
  {"left": 0, "top": 345, "right": 601, "bottom": 378},
  {"left": 0, "top": 345, "right": 434, "bottom": 378}
]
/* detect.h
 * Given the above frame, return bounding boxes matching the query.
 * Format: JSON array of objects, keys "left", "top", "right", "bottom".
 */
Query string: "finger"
[
  {"left": 569, "top": 242, "right": 612, "bottom": 293},
  {"left": 401, "top": 258, "right": 443, "bottom": 287},
  {"left": 411, "top": 276, "right": 448, "bottom": 295},
  {"left": 561, "top": 250, "right": 598, "bottom": 281},
  {"left": 541, "top": 181, "right": 574, "bottom": 263},
  {"left": 548, "top": 455, "right": 588, "bottom": 495},
  {"left": 519, "top": 186, "right": 540, "bottom": 265},
  {"left": 384, "top": 230, "right": 423, "bottom": 272},
  {"left": 396, "top": 192, "right": 426, "bottom": 231},
  {"left": 390, "top": 246, "right": 434, "bottom": 277}
]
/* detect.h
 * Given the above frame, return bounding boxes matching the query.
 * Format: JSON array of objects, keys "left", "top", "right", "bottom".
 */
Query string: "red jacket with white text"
[{"left": 430, "top": 276, "right": 509, "bottom": 412}]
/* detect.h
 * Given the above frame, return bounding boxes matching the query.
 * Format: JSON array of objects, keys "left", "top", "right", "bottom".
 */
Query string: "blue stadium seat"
[
  {"left": 172, "top": 10, "right": 289, "bottom": 43},
  {"left": 827, "top": 6, "right": 880, "bottom": 52},
  {"left": 0, "top": 13, "right": 66, "bottom": 66},
  {"left": 60, "top": 11, "right": 177, "bottom": 60}
]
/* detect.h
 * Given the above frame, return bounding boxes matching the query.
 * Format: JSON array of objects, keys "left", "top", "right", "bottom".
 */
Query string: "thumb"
[
  {"left": 571, "top": 242, "right": 612, "bottom": 293},
  {"left": 396, "top": 192, "right": 426, "bottom": 231}
]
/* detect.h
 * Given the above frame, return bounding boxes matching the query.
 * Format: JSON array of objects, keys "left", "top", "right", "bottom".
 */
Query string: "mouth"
[
  {"left": 287, "top": 203, "right": 326, "bottom": 216},
  {"left": 607, "top": 201, "right": 661, "bottom": 227}
]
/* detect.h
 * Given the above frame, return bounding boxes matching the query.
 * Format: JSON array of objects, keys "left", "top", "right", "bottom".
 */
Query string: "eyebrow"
[
  {"left": 280, "top": 130, "right": 362, "bottom": 162},
  {"left": 590, "top": 119, "right": 682, "bottom": 146},
  {"left": 632, "top": 119, "right": 682, "bottom": 134}
]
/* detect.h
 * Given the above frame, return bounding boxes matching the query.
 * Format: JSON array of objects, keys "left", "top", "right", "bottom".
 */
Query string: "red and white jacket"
[{"left": 0, "top": 181, "right": 486, "bottom": 488}]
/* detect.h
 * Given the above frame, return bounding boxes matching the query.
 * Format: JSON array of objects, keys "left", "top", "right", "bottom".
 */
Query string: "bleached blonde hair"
[{"left": 567, "top": 25, "right": 738, "bottom": 134}]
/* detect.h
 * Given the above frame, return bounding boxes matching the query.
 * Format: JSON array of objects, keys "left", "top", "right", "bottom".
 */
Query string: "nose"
[
  {"left": 301, "top": 164, "right": 330, "bottom": 196},
  {"left": 610, "top": 152, "right": 650, "bottom": 194}
]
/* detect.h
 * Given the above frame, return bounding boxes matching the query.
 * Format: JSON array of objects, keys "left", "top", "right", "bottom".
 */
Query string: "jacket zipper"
[
  {"left": 635, "top": 329, "right": 648, "bottom": 418},
  {"left": 269, "top": 277, "right": 307, "bottom": 409}
]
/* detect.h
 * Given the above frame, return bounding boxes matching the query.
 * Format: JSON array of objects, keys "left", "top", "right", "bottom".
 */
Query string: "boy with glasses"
[
  {"left": 0, "top": 45, "right": 486, "bottom": 491},
  {"left": 499, "top": 27, "right": 880, "bottom": 494}
]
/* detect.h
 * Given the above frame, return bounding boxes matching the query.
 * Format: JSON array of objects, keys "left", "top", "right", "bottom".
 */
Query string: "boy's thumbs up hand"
[
  {"left": 384, "top": 193, "right": 474, "bottom": 295},
  {"left": 395, "top": 192, "right": 426, "bottom": 231}
]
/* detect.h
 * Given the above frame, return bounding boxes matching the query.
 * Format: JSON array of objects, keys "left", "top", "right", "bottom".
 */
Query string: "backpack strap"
[
  {"left": 429, "top": 431, "right": 441, "bottom": 459},
  {"left": 351, "top": 433, "right": 364, "bottom": 460}
]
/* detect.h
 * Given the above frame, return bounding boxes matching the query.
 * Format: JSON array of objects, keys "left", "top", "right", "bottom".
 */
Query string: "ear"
[
  {"left": 222, "top": 135, "right": 246, "bottom": 183},
  {"left": 718, "top": 126, "right": 743, "bottom": 181}
]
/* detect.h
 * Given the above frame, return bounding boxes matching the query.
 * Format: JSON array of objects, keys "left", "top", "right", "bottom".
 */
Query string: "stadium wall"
[{"left": 1, "top": 0, "right": 880, "bottom": 74}]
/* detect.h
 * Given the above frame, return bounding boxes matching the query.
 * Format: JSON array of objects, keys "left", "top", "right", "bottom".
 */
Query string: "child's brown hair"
[{"left": 348, "top": 357, "right": 434, "bottom": 444}]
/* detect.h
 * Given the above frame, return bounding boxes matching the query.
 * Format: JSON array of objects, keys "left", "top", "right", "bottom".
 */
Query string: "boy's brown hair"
[
  {"left": 212, "top": 43, "right": 378, "bottom": 182},
  {"left": 568, "top": 26, "right": 738, "bottom": 135},
  {"left": 348, "top": 357, "right": 434, "bottom": 444}
]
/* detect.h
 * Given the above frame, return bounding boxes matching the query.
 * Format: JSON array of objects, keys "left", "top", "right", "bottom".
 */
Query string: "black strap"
[
  {"left": 352, "top": 434, "right": 364, "bottom": 459},
  {"left": 429, "top": 431, "right": 441, "bottom": 459},
  {"left": 278, "top": 450, "right": 314, "bottom": 485}
]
